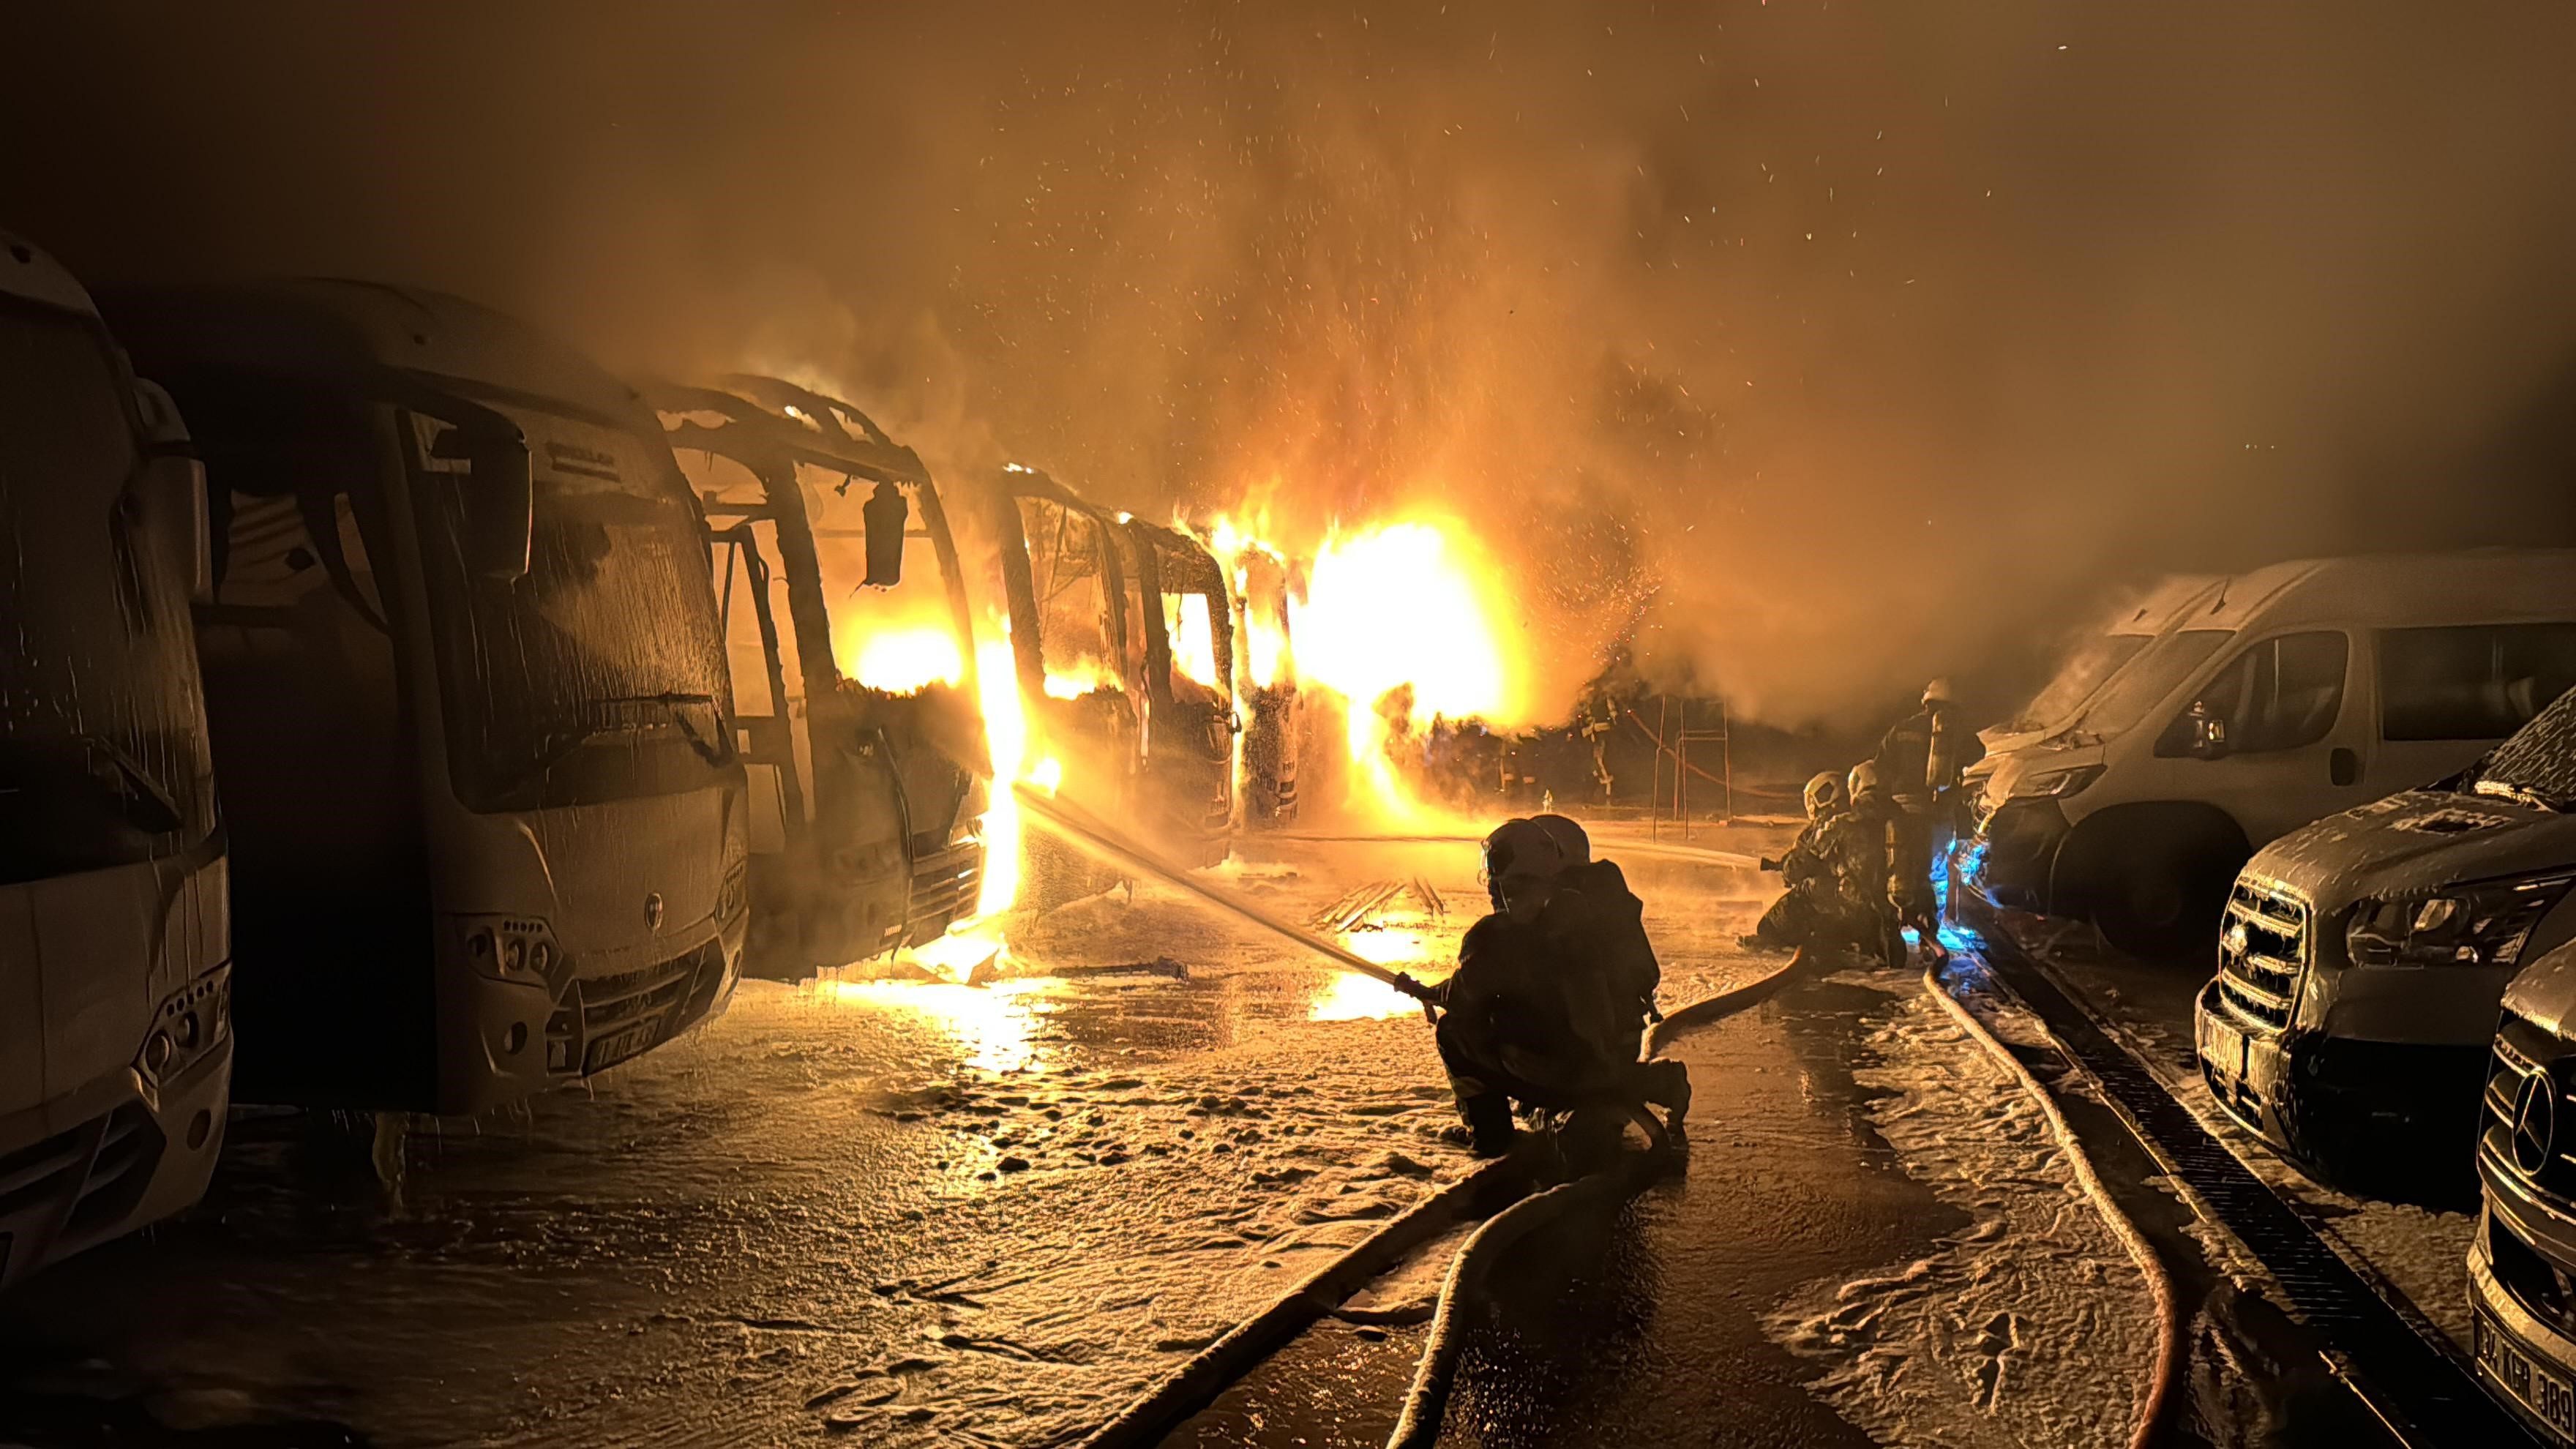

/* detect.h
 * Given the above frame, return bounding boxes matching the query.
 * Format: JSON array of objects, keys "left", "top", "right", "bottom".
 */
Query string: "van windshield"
[
  {"left": 2005, "top": 632, "right": 2151, "bottom": 735},
  {"left": 2463, "top": 688, "right": 2576, "bottom": 812},
  {"left": 413, "top": 392, "right": 736, "bottom": 812},
  {"left": 0, "top": 299, "right": 212, "bottom": 883},
  {"left": 2066, "top": 629, "right": 2233, "bottom": 743}
]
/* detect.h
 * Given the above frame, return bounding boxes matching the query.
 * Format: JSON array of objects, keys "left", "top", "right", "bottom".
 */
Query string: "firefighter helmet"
[
  {"left": 1530, "top": 813, "right": 1591, "bottom": 868},
  {"left": 1483, "top": 820, "right": 1556, "bottom": 897},
  {"left": 1803, "top": 771, "right": 1844, "bottom": 821}
]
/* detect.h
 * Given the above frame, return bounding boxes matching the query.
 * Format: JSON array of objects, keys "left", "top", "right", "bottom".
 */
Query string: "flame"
[
  {"left": 829, "top": 571, "right": 965, "bottom": 695},
  {"left": 843, "top": 625, "right": 965, "bottom": 694},
  {"left": 1164, "top": 593, "right": 1222, "bottom": 689},
  {"left": 1289, "top": 517, "right": 1526, "bottom": 820},
  {"left": 1239, "top": 604, "right": 1290, "bottom": 689},
  {"left": 1044, "top": 659, "right": 1117, "bottom": 699},
  {"left": 1200, "top": 512, "right": 1293, "bottom": 689},
  {"left": 973, "top": 632, "right": 1027, "bottom": 917}
]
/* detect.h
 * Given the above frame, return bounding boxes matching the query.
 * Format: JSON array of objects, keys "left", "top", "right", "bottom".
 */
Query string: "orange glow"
[
  {"left": 1044, "top": 659, "right": 1117, "bottom": 699},
  {"left": 973, "top": 631, "right": 1027, "bottom": 916},
  {"left": 1164, "top": 593, "right": 1222, "bottom": 689},
  {"left": 1289, "top": 517, "right": 1527, "bottom": 822},
  {"left": 843, "top": 625, "right": 965, "bottom": 694},
  {"left": 831, "top": 573, "right": 966, "bottom": 694}
]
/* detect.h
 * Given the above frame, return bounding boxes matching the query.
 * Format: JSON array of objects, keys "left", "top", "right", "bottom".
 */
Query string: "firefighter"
[
  {"left": 1829, "top": 761, "right": 1910, "bottom": 968},
  {"left": 1742, "top": 771, "right": 1879, "bottom": 956},
  {"left": 1530, "top": 812, "right": 1662, "bottom": 1037},
  {"left": 1415, "top": 819, "right": 1688, "bottom": 1156},
  {"left": 1873, "top": 678, "right": 1984, "bottom": 960},
  {"left": 1524, "top": 814, "right": 1691, "bottom": 1142}
]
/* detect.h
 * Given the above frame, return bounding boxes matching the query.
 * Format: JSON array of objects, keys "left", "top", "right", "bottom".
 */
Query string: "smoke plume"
[{"left": 12, "top": 1, "right": 2576, "bottom": 726}]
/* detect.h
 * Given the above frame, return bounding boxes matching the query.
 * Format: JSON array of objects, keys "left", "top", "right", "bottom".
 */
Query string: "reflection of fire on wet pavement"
[{"left": 0, "top": 834, "right": 1786, "bottom": 1447}]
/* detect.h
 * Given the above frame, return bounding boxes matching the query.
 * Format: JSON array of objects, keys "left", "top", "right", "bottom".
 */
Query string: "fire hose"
[
  {"left": 1925, "top": 963, "right": 2182, "bottom": 1449},
  {"left": 1265, "top": 831, "right": 1762, "bottom": 872},
  {"left": 1011, "top": 785, "right": 1438, "bottom": 1010},
  {"left": 1382, "top": 948, "right": 1808, "bottom": 1449}
]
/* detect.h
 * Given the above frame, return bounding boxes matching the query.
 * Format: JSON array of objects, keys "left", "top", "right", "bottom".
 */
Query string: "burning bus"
[
  {"left": 1222, "top": 531, "right": 1302, "bottom": 828},
  {"left": 978, "top": 465, "right": 1237, "bottom": 883},
  {"left": 651, "top": 378, "right": 987, "bottom": 976},
  {"left": 0, "top": 231, "right": 231, "bottom": 1288},
  {"left": 111, "top": 282, "right": 749, "bottom": 1113},
  {"left": 1125, "top": 517, "right": 1239, "bottom": 866}
]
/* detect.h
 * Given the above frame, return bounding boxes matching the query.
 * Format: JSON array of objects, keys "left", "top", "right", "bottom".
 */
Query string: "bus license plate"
[
  {"left": 2477, "top": 1306, "right": 2576, "bottom": 1442},
  {"left": 583, "top": 1019, "right": 664, "bottom": 1074}
]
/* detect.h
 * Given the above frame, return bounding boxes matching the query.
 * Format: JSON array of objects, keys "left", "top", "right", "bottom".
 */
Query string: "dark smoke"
[{"left": 11, "top": 1, "right": 2576, "bottom": 727}]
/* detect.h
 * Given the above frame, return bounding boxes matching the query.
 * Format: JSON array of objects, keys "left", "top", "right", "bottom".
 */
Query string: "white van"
[
  {"left": 1979, "top": 574, "right": 2224, "bottom": 757},
  {"left": 1963, "top": 550, "right": 2576, "bottom": 956}
]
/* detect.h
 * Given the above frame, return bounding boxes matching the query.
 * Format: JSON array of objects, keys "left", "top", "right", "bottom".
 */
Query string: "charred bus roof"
[
  {"left": 101, "top": 280, "right": 664, "bottom": 436},
  {"left": 1124, "top": 517, "right": 1227, "bottom": 597},
  {"left": 647, "top": 375, "right": 933, "bottom": 490}
]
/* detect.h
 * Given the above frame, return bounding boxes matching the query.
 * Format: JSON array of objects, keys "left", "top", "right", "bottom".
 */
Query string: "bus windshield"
[
  {"left": 0, "top": 299, "right": 211, "bottom": 882},
  {"left": 413, "top": 390, "right": 735, "bottom": 812}
]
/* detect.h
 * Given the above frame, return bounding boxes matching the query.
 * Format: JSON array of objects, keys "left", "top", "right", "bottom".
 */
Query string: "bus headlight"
[
  {"left": 457, "top": 916, "right": 566, "bottom": 991},
  {"left": 2347, "top": 871, "right": 2576, "bottom": 967},
  {"left": 138, "top": 966, "right": 230, "bottom": 1087}
]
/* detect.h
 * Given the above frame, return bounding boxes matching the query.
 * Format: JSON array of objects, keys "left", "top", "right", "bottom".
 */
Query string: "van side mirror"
[
  {"left": 130, "top": 379, "right": 211, "bottom": 604},
  {"left": 862, "top": 479, "right": 907, "bottom": 587},
  {"left": 2185, "top": 701, "right": 2233, "bottom": 760},
  {"left": 432, "top": 422, "right": 533, "bottom": 583}
]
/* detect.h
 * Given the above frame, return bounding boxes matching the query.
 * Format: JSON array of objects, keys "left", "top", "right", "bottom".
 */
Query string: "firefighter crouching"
[
  {"left": 1401, "top": 818, "right": 1690, "bottom": 1158},
  {"left": 1744, "top": 771, "right": 1883, "bottom": 956}
]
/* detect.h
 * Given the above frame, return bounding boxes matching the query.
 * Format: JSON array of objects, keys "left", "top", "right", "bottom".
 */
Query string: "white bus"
[{"left": 115, "top": 281, "right": 749, "bottom": 1112}]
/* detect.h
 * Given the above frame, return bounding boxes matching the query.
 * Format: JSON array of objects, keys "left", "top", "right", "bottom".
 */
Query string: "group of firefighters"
[
  {"left": 1391, "top": 681, "right": 1981, "bottom": 1161},
  {"left": 1747, "top": 678, "right": 1985, "bottom": 967}
]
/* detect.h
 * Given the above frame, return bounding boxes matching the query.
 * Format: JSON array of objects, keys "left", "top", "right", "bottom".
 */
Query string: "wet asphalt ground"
[{"left": 0, "top": 826, "right": 2457, "bottom": 1448}]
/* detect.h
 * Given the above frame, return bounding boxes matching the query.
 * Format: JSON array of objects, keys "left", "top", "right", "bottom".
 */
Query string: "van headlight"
[
  {"left": 2012, "top": 764, "right": 2105, "bottom": 800},
  {"left": 2345, "top": 872, "right": 2576, "bottom": 967}
]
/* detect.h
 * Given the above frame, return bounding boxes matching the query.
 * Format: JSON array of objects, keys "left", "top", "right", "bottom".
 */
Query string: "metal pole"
[{"left": 1723, "top": 698, "right": 1734, "bottom": 824}]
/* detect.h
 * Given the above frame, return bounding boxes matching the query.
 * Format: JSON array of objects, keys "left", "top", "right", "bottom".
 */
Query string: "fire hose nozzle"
[{"left": 1759, "top": 856, "right": 1783, "bottom": 872}]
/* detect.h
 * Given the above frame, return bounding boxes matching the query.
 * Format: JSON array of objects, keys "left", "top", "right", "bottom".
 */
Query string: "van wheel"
[{"left": 2095, "top": 840, "right": 2241, "bottom": 961}]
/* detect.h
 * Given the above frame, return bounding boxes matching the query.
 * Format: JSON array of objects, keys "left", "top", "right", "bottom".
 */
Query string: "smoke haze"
[{"left": 11, "top": 1, "right": 2576, "bottom": 726}]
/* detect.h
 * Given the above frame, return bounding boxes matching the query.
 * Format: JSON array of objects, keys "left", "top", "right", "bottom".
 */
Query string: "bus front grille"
[
  {"left": 0, "top": 1102, "right": 163, "bottom": 1280},
  {"left": 545, "top": 940, "right": 729, "bottom": 1076}
]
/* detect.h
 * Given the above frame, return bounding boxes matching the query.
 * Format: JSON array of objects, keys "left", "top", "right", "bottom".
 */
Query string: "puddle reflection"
[{"left": 803, "top": 978, "right": 1051, "bottom": 1073}]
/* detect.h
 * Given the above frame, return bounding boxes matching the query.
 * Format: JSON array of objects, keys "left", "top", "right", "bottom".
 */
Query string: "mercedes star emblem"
[{"left": 2515, "top": 1069, "right": 2558, "bottom": 1177}]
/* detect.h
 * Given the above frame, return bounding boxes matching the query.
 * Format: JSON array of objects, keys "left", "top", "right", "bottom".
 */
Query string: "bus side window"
[{"left": 2157, "top": 632, "right": 2348, "bottom": 757}]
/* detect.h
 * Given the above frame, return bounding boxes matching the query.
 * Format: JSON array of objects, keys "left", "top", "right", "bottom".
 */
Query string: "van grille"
[
  {"left": 2485, "top": 1010, "right": 2576, "bottom": 1202},
  {"left": 2215, "top": 876, "right": 2310, "bottom": 1033}
]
